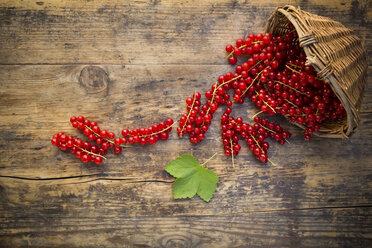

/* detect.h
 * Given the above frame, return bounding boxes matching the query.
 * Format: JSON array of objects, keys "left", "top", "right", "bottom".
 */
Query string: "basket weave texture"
[{"left": 265, "top": 5, "right": 367, "bottom": 138}]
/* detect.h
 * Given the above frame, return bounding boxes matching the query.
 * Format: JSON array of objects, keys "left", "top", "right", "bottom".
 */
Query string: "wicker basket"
[{"left": 265, "top": 5, "right": 367, "bottom": 138}]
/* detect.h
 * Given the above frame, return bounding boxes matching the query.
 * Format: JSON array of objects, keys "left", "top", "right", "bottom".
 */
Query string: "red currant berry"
[
  {"left": 114, "top": 146, "right": 122, "bottom": 154},
  {"left": 148, "top": 136, "right": 156, "bottom": 144},
  {"left": 108, "top": 132, "right": 115, "bottom": 139},
  {"left": 100, "top": 130, "right": 108, "bottom": 138},
  {"left": 81, "top": 154, "right": 90, "bottom": 163},
  {"left": 121, "top": 129, "right": 129, "bottom": 137},
  {"left": 114, "top": 137, "right": 122, "bottom": 146},
  {"left": 225, "top": 44, "right": 233, "bottom": 53},
  {"left": 51, "top": 138, "right": 58, "bottom": 146},
  {"left": 77, "top": 115, "right": 85, "bottom": 123},
  {"left": 228, "top": 56, "right": 237, "bottom": 65},
  {"left": 94, "top": 156, "right": 103, "bottom": 165}
]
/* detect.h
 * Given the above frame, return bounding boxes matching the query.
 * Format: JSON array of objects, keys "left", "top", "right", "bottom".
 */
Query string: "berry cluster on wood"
[
  {"left": 177, "top": 28, "right": 346, "bottom": 163},
  {"left": 52, "top": 115, "right": 174, "bottom": 164},
  {"left": 51, "top": 132, "right": 105, "bottom": 164},
  {"left": 121, "top": 118, "right": 174, "bottom": 145},
  {"left": 225, "top": 28, "right": 346, "bottom": 140}
]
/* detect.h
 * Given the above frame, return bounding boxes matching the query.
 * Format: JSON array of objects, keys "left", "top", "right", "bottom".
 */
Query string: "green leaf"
[{"left": 165, "top": 153, "right": 219, "bottom": 202}]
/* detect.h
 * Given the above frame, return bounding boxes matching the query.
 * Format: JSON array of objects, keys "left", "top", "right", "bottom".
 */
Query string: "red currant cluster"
[
  {"left": 52, "top": 115, "right": 174, "bottom": 164},
  {"left": 51, "top": 132, "right": 105, "bottom": 164},
  {"left": 70, "top": 115, "right": 125, "bottom": 154},
  {"left": 224, "top": 27, "right": 346, "bottom": 140},
  {"left": 177, "top": 28, "right": 345, "bottom": 163},
  {"left": 252, "top": 117, "right": 291, "bottom": 145},
  {"left": 176, "top": 92, "right": 208, "bottom": 143},
  {"left": 225, "top": 33, "right": 273, "bottom": 65},
  {"left": 121, "top": 118, "right": 174, "bottom": 145},
  {"left": 221, "top": 107, "right": 291, "bottom": 164}
]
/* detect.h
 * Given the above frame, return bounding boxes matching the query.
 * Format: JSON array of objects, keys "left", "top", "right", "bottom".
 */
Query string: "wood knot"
[
  {"left": 79, "top": 66, "right": 109, "bottom": 94},
  {"left": 158, "top": 235, "right": 192, "bottom": 248}
]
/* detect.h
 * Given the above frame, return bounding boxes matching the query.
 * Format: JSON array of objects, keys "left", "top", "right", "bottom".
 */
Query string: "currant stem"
[
  {"left": 268, "top": 158, "right": 277, "bottom": 166},
  {"left": 250, "top": 133, "right": 263, "bottom": 151},
  {"left": 230, "top": 138, "right": 235, "bottom": 168},
  {"left": 285, "top": 64, "right": 301, "bottom": 74},
  {"left": 255, "top": 122, "right": 274, "bottom": 133},
  {"left": 201, "top": 152, "right": 218, "bottom": 167},
  {"left": 286, "top": 62, "right": 302, "bottom": 69},
  {"left": 224, "top": 44, "right": 247, "bottom": 61},
  {"left": 286, "top": 62, "right": 322, "bottom": 80},
  {"left": 74, "top": 145, "right": 106, "bottom": 159},
  {"left": 284, "top": 98, "right": 299, "bottom": 108},
  {"left": 201, "top": 83, "right": 219, "bottom": 126},
  {"left": 251, "top": 111, "right": 263, "bottom": 119},
  {"left": 273, "top": 80, "right": 306, "bottom": 95},
  {"left": 248, "top": 60, "right": 263, "bottom": 72},
  {"left": 255, "top": 91, "right": 277, "bottom": 113},
  {"left": 285, "top": 59, "right": 322, "bottom": 80},
  {"left": 249, "top": 134, "right": 275, "bottom": 166},
  {"left": 285, "top": 113, "right": 306, "bottom": 117},
  {"left": 84, "top": 125, "right": 130, "bottom": 148},
  {"left": 203, "top": 75, "right": 242, "bottom": 124},
  {"left": 179, "top": 90, "right": 197, "bottom": 137},
  {"left": 255, "top": 122, "right": 290, "bottom": 144},
  {"left": 137, "top": 121, "right": 177, "bottom": 138},
  {"left": 84, "top": 125, "right": 112, "bottom": 144},
  {"left": 216, "top": 75, "right": 242, "bottom": 91},
  {"left": 224, "top": 51, "right": 235, "bottom": 62},
  {"left": 241, "top": 64, "right": 270, "bottom": 97}
]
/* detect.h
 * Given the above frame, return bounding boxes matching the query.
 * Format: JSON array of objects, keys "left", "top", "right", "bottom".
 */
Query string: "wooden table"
[{"left": 1, "top": 0, "right": 371, "bottom": 247}]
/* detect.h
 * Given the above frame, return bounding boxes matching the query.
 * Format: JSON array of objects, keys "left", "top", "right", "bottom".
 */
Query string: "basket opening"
[{"left": 267, "top": 11, "right": 349, "bottom": 136}]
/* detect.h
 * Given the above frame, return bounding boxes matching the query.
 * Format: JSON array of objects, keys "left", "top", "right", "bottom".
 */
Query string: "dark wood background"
[{"left": 0, "top": 0, "right": 371, "bottom": 247}]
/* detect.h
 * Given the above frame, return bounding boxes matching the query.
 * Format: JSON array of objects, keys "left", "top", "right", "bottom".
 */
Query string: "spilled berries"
[
  {"left": 52, "top": 116, "right": 174, "bottom": 164},
  {"left": 53, "top": 28, "right": 346, "bottom": 166},
  {"left": 177, "top": 28, "right": 346, "bottom": 163}
]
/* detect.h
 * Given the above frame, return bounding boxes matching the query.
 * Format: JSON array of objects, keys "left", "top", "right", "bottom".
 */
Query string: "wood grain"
[
  {"left": 1, "top": 208, "right": 371, "bottom": 247},
  {"left": 0, "top": 0, "right": 371, "bottom": 247},
  {"left": 0, "top": 0, "right": 370, "bottom": 65}
]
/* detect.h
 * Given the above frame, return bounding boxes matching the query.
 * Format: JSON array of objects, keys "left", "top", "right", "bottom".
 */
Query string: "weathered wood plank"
[
  {"left": 0, "top": 161, "right": 372, "bottom": 217},
  {"left": 0, "top": 207, "right": 371, "bottom": 247},
  {"left": 0, "top": 0, "right": 371, "bottom": 246},
  {"left": 0, "top": 0, "right": 370, "bottom": 65}
]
